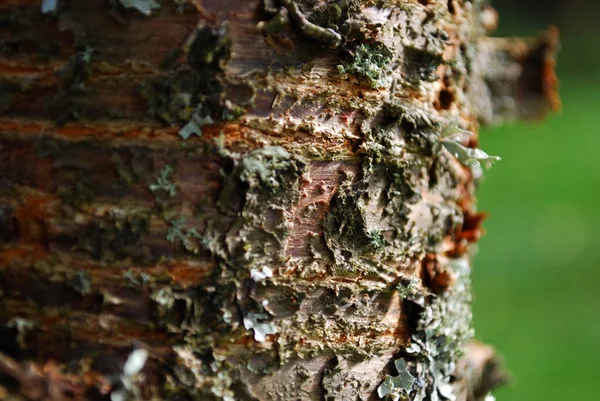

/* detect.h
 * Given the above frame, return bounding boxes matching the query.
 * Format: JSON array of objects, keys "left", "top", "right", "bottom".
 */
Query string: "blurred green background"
[{"left": 474, "top": 1, "right": 600, "bottom": 400}]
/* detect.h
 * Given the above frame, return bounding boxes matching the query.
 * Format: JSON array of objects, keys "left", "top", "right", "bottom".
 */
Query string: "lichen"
[
  {"left": 178, "top": 118, "right": 206, "bottom": 139},
  {"left": 217, "top": 145, "right": 306, "bottom": 267},
  {"left": 377, "top": 358, "right": 416, "bottom": 401},
  {"left": 323, "top": 177, "right": 372, "bottom": 258},
  {"left": 173, "top": 0, "right": 190, "bottom": 14},
  {"left": 250, "top": 266, "right": 273, "bottom": 282},
  {"left": 257, "top": 7, "right": 290, "bottom": 35},
  {"left": 383, "top": 257, "right": 474, "bottom": 401},
  {"left": 118, "top": 0, "right": 161, "bottom": 16},
  {"left": 243, "top": 312, "right": 277, "bottom": 342},
  {"left": 440, "top": 123, "right": 501, "bottom": 177},
  {"left": 166, "top": 216, "right": 203, "bottom": 253},
  {"left": 441, "top": 139, "right": 500, "bottom": 173},
  {"left": 7, "top": 318, "right": 36, "bottom": 348},
  {"left": 110, "top": 348, "right": 149, "bottom": 401},
  {"left": 149, "top": 165, "right": 177, "bottom": 197}
]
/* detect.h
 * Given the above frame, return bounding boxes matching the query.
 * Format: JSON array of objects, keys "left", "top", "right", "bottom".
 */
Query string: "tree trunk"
[{"left": 0, "top": 1, "right": 558, "bottom": 400}]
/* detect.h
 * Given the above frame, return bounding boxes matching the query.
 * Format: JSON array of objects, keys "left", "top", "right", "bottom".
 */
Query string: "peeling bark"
[{"left": 0, "top": 1, "right": 558, "bottom": 400}]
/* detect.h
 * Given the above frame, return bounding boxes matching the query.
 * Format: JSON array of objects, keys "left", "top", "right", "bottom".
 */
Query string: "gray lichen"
[
  {"left": 383, "top": 257, "right": 475, "bottom": 401},
  {"left": 149, "top": 165, "right": 177, "bottom": 197},
  {"left": 217, "top": 146, "right": 306, "bottom": 268},
  {"left": 7, "top": 318, "right": 37, "bottom": 348},
  {"left": 377, "top": 358, "right": 417, "bottom": 401},
  {"left": 118, "top": 0, "right": 161, "bottom": 16},
  {"left": 440, "top": 123, "right": 501, "bottom": 176},
  {"left": 441, "top": 140, "right": 500, "bottom": 173},
  {"left": 250, "top": 266, "right": 273, "bottom": 282},
  {"left": 166, "top": 216, "right": 203, "bottom": 253}
]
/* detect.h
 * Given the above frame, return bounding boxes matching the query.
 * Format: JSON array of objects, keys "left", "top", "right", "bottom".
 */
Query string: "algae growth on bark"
[{"left": 0, "top": 0, "right": 558, "bottom": 400}]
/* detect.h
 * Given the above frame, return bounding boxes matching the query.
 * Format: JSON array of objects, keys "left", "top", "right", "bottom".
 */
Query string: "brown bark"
[{"left": 0, "top": 1, "right": 558, "bottom": 400}]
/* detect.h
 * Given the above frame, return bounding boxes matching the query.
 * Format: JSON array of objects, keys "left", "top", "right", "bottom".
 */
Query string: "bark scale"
[{"left": 0, "top": 1, "right": 558, "bottom": 400}]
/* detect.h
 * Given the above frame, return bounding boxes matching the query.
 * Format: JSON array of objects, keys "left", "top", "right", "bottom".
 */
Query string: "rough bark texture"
[{"left": 0, "top": 1, "right": 558, "bottom": 400}]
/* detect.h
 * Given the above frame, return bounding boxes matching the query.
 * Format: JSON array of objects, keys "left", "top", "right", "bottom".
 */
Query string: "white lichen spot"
[
  {"left": 123, "top": 349, "right": 148, "bottom": 377},
  {"left": 243, "top": 313, "right": 277, "bottom": 342},
  {"left": 250, "top": 266, "right": 273, "bottom": 281},
  {"left": 405, "top": 342, "right": 421, "bottom": 355},
  {"left": 118, "top": 0, "right": 161, "bottom": 16},
  {"left": 111, "top": 348, "right": 149, "bottom": 401},
  {"left": 7, "top": 317, "right": 36, "bottom": 332}
]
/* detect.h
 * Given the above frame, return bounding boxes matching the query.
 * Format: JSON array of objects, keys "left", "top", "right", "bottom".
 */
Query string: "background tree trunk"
[{"left": 0, "top": 1, "right": 558, "bottom": 400}]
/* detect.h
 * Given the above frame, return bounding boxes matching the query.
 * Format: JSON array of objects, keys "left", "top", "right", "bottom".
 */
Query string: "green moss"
[
  {"left": 338, "top": 43, "right": 393, "bottom": 89},
  {"left": 324, "top": 160, "right": 419, "bottom": 274},
  {"left": 366, "top": 229, "right": 388, "bottom": 250}
]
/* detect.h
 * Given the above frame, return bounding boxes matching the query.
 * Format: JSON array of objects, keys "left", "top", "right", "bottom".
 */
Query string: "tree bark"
[{"left": 0, "top": 1, "right": 558, "bottom": 400}]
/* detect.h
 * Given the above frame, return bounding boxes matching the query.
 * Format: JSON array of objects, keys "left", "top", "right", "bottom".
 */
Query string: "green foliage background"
[{"left": 474, "top": 1, "right": 600, "bottom": 400}]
